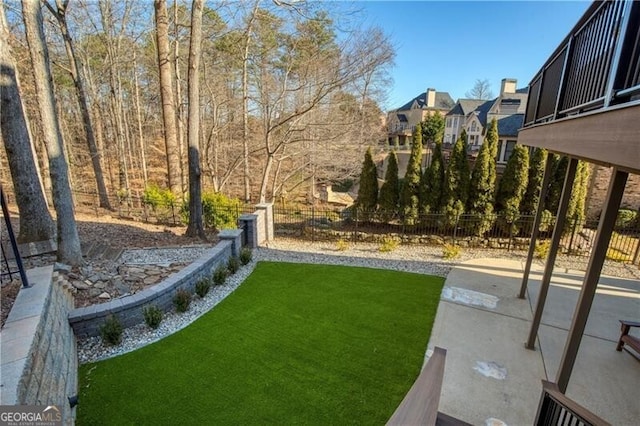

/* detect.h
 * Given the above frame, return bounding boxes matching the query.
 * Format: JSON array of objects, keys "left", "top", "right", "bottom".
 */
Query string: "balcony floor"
[{"left": 427, "top": 258, "right": 640, "bottom": 425}]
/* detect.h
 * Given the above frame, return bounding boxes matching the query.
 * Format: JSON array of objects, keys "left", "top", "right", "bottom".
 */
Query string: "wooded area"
[
  {"left": 0, "top": 2, "right": 390, "bottom": 226},
  {"left": 0, "top": 0, "right": 393, "bottom": 263}
]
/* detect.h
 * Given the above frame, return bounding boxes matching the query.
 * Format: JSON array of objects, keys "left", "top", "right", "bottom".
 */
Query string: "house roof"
[
  {"left": 497, "top": 114, "right": 524, "bottom": 136},
  {"left": 446, "top": 99, "right": 488, "bottom": 117},
  {"left": 473, "top": 100, "right": 494, "bottom": 127},
  {"left": 396, "top": 91, "right": 455, "bottom": 111}
]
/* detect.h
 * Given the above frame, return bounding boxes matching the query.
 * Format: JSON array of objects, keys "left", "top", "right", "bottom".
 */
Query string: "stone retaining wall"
[
  {"left": 0, "top": 266, "right": 77, "bottom": 425},
  {"left": 68, "top": 241, "right": 233, "bottom": 338}
]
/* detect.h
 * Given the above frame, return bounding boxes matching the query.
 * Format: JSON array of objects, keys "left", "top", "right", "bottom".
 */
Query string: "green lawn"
[{"left": 78, "top": 262, "right": 444, "bottom": 425}]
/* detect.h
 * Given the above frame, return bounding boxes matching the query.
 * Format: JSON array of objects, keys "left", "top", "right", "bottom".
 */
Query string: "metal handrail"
[
  {"left": 0, "top": 184, "right": 29, "bottom": 288},
  {"left": 524, "top": 0, "right": 639, "bottom": 126}
]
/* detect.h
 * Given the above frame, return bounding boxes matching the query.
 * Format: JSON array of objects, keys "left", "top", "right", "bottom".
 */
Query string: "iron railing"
[
  {"left": 535, "top": 381, "right": 610, "bottom": 426},
  {"left": 273, "top": 206, "right": 640, "bottom": 264},
  {"left": 524, "top": 0, "right": 640, "bottom": 126}
]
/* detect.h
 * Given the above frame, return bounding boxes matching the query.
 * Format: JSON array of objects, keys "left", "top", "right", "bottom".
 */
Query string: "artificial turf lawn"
[{"left": 78, "top": 262, "right": 444, "bottom": 425}]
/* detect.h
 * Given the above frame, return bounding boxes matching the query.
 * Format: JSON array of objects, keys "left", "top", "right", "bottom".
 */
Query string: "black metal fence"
[
  {"left": 71, "top": 190, "right": 255, "bottom": 229},
  {"left": 274, "top": 206, "right": 640, "bottom": 264}
]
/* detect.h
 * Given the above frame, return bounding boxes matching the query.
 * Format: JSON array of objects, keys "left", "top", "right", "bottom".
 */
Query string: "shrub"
[
  {"left": 143, "top": 184, "right": 176, "bottom": 210},
  {"left": 195, "top": 278, "right": 211, "bottom": 298},
  {"left": 442, "top": 243, "right": 461, "bottom": 260},
  {"left": 227, "top": 256, "right": 240, "bottom": 275},
  {"left": 336, "top": 239, "right": 349, "bottom": 251},
  {"left": 213, "top": 265, "right": 227, "bottom": 286},
  {"left": 239, "top": 247, "right": 253, "bottom": 265},
  {"left": 173, "top": 289, "right": 191, "bottom": 313},
  {"left": 181, "top": 192, "right": 241, "bottom": 230},
  {"left": 616, "top": 209, "right": 638, "bottom": 230},
  {"left": 378, "top": 236, "right": 400, "bottom": 252},
  {"left": 100, "top": 315, "right": 123, "bottom": 346},
  {"left": 143, "top": 305, "right": 163, "bottom": 329},
  {"left": 534, "top": 241, "right": 550, "bottom": 259},
  {"left": 606, "top": 247, "right": 631, "bottom": 262}
]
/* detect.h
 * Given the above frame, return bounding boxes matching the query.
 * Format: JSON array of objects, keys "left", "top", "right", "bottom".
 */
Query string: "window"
[
  {"left": 469, "top": 134, "right": 476, "bottom": 145},
  {"left": 470, "top": 121, "right": 477, "bottom": 132},
  {"left": 453, "top": 117, "right": 458, "bottom": 128},
  {"left": 499, "top": 140, "right": 517, "bottom": 162},
  {"left": 446, "top": 118, "right": 451, "bottom": 128},
  {"left": 504, "top": 140, "right": 516, "bottom": 160}
]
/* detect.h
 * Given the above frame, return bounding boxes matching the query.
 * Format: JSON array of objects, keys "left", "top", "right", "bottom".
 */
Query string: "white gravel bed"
[
  {"left": 77, "top": 239, "right": 639, "bottom": 364},
  {"left": 119, "top": 245, "right": 212, "bottom": 266}
]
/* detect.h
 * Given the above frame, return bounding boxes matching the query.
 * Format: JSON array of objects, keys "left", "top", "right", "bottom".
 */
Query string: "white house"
[{"left": 444, "top": 78, "right": 528, "bottom": 164}]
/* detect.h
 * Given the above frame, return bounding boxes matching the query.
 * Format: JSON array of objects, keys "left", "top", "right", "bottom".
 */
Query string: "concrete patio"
[{"left": 427, "top": 258, "right": 640, "bottom": 425}]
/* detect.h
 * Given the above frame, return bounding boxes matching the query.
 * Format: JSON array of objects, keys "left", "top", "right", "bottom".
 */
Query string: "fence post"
[
  {"left": 508, "top": 223, "right": 513, "bottom": 252},
  {"left": 453, "top": 214, "right": 459, "bottom": 245},
  {"left": 311, "top": 205, "right": 315, "bottom": 242},
  {"left": 354, "top": 208, "right": 358, "bottom": 243},
  {"left": 568, "top": 216, "right": 578, "bottom": 254}
]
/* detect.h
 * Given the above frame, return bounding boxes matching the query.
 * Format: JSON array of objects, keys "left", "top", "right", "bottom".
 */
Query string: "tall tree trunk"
[
  {"left": 0, "top": 0, "right": 55, "bottom": 243},
  {"left": 173, "top": 0, "right": 186, "bottom": 194},
  {"left": 45, "top": 0, "right": 111, "bottom": 209},
  {"left": 185, "top": 0, "right": 205, "bottom": 238},
  {"left": 154, "top": 0, "right": 181, "bottom": 195},
  {"left": 133, "top": 52, "right": 148, "bottom": 185},
  {"left": 22, "top": 0, "right": 82, "bottom": 265},
  {"left": 241, "top": 0, "right": 260, "bottom": 203}
]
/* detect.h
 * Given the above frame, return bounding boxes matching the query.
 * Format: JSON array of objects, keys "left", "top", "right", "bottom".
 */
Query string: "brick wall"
[
  {"left": 0, "top": 266, "right": 77, "bottom": 425},
  {"left": 585, "top": 166, "right": 640, "bottom": 220}
]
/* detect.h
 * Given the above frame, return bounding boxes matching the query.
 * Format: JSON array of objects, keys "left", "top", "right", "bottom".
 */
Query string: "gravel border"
[{"left": 77, "top": 239, "right": 640, "bottom": 364}]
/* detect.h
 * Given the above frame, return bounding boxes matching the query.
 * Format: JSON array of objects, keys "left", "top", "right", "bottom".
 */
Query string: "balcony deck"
[
  {"left": 521, "top": 0, "right": 640, "bottom": 170},
  {"left": 426, "top": 258, "right": 639, "bottom": 425}
]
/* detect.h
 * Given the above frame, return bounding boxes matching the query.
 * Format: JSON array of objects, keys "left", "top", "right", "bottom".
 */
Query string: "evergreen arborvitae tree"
[
  {"left": 566, "top": 160, "right": 590, "bottom": 231},
  {"left": 421, "top": 111, "right": 445, "bottom": 146},
  {"left": 392, "top": 135, "right": 400, "bottom": 151},
  {"left": 378, "top": 150, "right": 400, "bottom": 222},
  {"left": 355, "top": 147, "right": 378, "bottom": 221},
  {"left": 521, "top": 148, "right": 547, "bottom": 214},
  {"left": 485, "top": 119, "right": 499, "bottom": 195},
  {"left": 545, "top": 154, "right": 567, "bottom": 213},
  {"left": 400, "top": 124, "right": 423, "bottom": 224},
  {"left": 467, "top": 121, "right": 498, "bottom": 236},
  {"left": 419, "top": 140, "right": 445, "bottom": 214},
  {"left": 442, "top": 130, "right": 470, "bottom": 226},
  {"left": 495, "top": 144, "right": 529, "bottom": 234}
]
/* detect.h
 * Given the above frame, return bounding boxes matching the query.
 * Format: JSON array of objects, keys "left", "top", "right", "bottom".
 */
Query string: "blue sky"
[{"left": 356, "top": 1, "right": 591, "bottom": 110}]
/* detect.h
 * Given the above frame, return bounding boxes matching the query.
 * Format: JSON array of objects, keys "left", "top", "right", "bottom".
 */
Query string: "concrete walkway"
[{"left": 427, "top": 258, "right": 640, "bottom": 426}]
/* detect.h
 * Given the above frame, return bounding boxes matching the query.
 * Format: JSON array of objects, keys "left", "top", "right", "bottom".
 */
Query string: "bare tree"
[
  {"left": 185, "top": 0, "right": 205, "bottom": 238},
  {"left": 22, "top": 0, "right": 82, "bottom": 265},
  {"left": 0, "top": 0, "right": 55, "bottom": 243},
  {"left": 465, "top": 78, "right": 494, "bottom": 100},
  {"left": 155, "top": 0, "right": 182, "bottom": 195},
  {"left": 241, "top": 0, "right": 260, "bottom": 203},
  {"left": 44, "top": 0, "right": 112, "bottom": 210}
]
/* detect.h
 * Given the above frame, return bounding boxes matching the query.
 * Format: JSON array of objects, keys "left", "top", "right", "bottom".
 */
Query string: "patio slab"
[{"left": 428, "top": 257, "right": 640, "bottom": 425}]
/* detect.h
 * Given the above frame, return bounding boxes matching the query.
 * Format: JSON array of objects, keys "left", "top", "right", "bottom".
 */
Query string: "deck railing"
[
  {"left": 524, "top": 0, "right": 640, "bottom": 126},
  {"left": 535, "top": 381, "right": 610, "bottom": 426}
]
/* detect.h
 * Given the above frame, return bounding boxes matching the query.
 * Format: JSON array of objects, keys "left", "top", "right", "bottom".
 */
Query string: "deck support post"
[
  {"left": 526, "top": 157, "right": 578, "bottom": 350},
  {"left": 519, "top": 154, "right": 554, "bottom": 299},
  {"left": 556, "top": 168, "right": 628, "bottom": 393}
]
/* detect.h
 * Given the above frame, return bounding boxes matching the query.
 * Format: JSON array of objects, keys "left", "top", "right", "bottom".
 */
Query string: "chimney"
[
  {"left": 500, "top": 78, "right": 517, "bottom": 95},
  {"left": 426, "top": 88, "right": 436, "bottom": 108}
]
